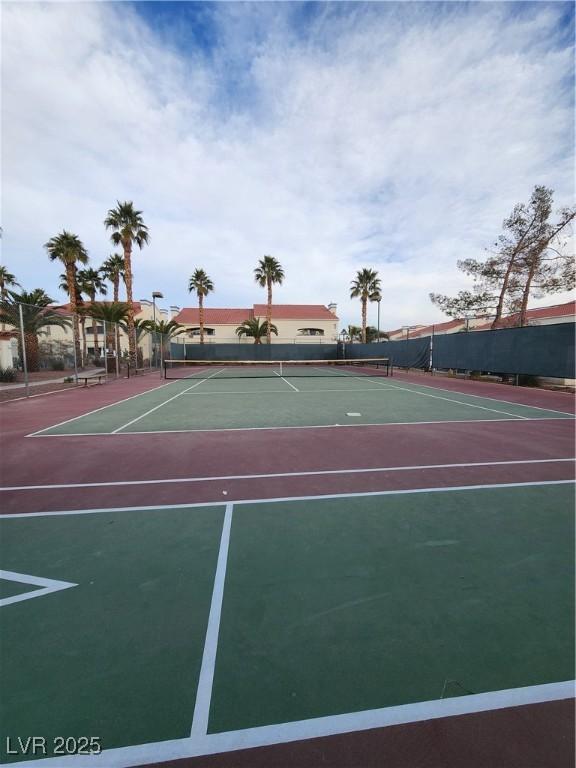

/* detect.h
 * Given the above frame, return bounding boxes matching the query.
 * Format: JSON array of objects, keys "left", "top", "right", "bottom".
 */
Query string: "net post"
[{"left": 280, "top": 360, "right": 283, "bottom": 376}]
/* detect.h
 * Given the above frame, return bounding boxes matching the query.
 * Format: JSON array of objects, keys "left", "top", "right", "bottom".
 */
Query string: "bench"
[{"left": 78, "top": 373, "right": 106, "bottom": 387}]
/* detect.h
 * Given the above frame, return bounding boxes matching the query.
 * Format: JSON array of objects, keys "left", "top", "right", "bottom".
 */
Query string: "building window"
[
  {"left": 297, "top": 328, "right": 325, "bottom": 336},
  {"left": 188, "top": 327, "right": 215, "bottom": 336},
  {"left": 86, "top": 326, "right": 105, "bottom": 335}
]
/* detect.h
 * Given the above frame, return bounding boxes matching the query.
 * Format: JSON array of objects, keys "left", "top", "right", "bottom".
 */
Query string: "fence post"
[{"left": 18, "top": 303, "right": 30, "bottom": 398}]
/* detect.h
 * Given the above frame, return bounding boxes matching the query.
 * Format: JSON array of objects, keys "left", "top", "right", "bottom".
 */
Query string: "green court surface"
[
  {"left": 1, "top": 482, "right": 573, "bottom": 763},
  {"left": 31, "top": 375, "right": 573, "bottom": 436}
]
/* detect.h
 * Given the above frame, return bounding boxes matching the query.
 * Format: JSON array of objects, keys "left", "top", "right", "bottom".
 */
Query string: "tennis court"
[{"left": 1, "top": 365, "right": 574, "bottom": 767}]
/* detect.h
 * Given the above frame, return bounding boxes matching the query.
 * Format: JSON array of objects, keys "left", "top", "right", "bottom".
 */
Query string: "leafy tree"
[
  {"left": 77, "top": 268, "right": 107, "bottom": 358},
  {"left": 0, "top": 266, "right": 19, "bottom": 332},
  {"left": 88, "top": 302, "right": 131, "bottom": 364},
  {"left": 430, "top": 186, "right": 575, "bottom": 327},
  {"left": 188, "top": 269, "right": 214, "bottom": 345},
  {"left": 104, "top": 201, "right": 149, "bottom": 366},
  {"left": 101, "top": 254, "right": 125, "bottom": 302},
  {"left": 254, "top": 256, "right": 284, "bottom": 344},
  {"left": 350, "top": 268, "right": 381, "bottom": 343},
  {"left": 1, "top": 289, "right": 71, "bottom": 372},
  {"left": 44, "top": 230, "right": 88, "bottom": 367},
  {"left": 236, "top": 317, "right": 278, "bottom": 344}
]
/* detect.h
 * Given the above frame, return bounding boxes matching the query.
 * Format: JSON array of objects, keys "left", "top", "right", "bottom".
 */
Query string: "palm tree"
[
  {"left": 101, "top": 254, "right": 125, "bottom": 367},
  {"left": 141, "top": 319, "right": 185, "bottom": 362},
  {"left": 350, "top": 268, "right": 381, "bottom": 344},
  {"left": 0, "top": 266, "right": 19, "bottom": 332},
  {"left": 101, "top": 254, "right": 125, "bottom": 302},
  {"left": 77, "top": 268, "right": 107, "bottom": 360},
  {"left": 254, "top": 255, "right": 284, "bottom": 344},
  {"left": 1, "top": 289, "right": 71, "bottom": 372},
  {"left": 188, "top": 269, "right": 214, "bottom": 345},
  {"left": 104, "top": 201, "right": 149, "bottom": 367},
  {"left": 88, "top": 302, "right": 131, "bottom": 372},
  {"left": 118, "top": 317, "right": 152, "bottom": 366},
  {"left": 236, "top": 317, "right": 278, "bottom": 344},
  {"left": 44, "top": 230, "right": 88, "bottom": 368}
]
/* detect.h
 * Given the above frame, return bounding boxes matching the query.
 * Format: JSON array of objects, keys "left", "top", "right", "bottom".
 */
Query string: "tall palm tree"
[
  {"left": 254, "top": 255, "right": 284, "bottom": 344},
  {"left": 101, "top": 254, "right": 125, "bottom": 366},
  {"left": 101, "top": 254, "right": 125, "bottom": 302},
  {"left": 77, "top": 268, "right": 107, "bottom": 359},
  {"left": 188, "top": 269, "right": 214, "bottom": 345},
  {"left": 350, "top": 268, "right": 381, "bottom": 344},
  {"left": 236, "top": 317, "right": 278, "bottom": 344},
  {"left": 0, "top": 266, "right": 19, "bottom": 332},
  {"left": 104, "top": 201, "right": 149, "bottom": 367},
  {"left": 1, "top": 289, "right": 71, "bottom": 372},
  {"left": 44, "top": 230, "right": 88, "bottom": 368}
]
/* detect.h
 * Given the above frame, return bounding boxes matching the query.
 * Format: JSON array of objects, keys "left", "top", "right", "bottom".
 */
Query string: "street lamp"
[{"left": 151, "top": 291, "right": 163, "bottom": 368}]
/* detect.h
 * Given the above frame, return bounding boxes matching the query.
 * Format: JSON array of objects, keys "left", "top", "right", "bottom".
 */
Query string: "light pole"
[{"left": 152, "top": 291, "right": 163, "bottom": 368}]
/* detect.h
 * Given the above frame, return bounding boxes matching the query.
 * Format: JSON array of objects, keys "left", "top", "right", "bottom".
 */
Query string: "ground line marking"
[
  {"left": 2, "top": 458, "right": 573, "bottom": 492},
  {"left": 190, "top": 502, "right": 233, "bottom": 737},
  {"left": 365, "top": 378, "right": 531, "bottom": 420},
  {"left": 26, "top": 415, "right": 574, "bottom": 437},
  {"left": 111, "top": 368, "right": 225, "bottom": 433},
  {"left": 272, "top": 370, "right": 300, "bottom": 391},
  {"left": 5, "top": 680, "right": 574, "bottom": 767},
  {"left": 1, "top": 479, "right": 573, "bottom": 519},
  {"left": 26, "top": 376, "right": 195, "bottom": 436},
  {"left": 0, "top": 570, "right": 78, "bottom": 607},
  {"left": 392, "top": 375, "right": 576, "bottom": 416}
]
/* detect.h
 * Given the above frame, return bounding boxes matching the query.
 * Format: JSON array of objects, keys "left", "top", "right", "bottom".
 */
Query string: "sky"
[{"left": 2, "top": 0, "right": 574, "bottom": 332}]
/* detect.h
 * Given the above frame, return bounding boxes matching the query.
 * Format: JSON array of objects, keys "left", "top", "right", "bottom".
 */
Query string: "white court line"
[
  {"left": 27, "top": 377, "right": 193, "bottom": 436},
  {"left": 2, "top": 458, "right": 574, "bottom": 492},
  {"left": 1, "top": 479, "right": 573, "bottom": 519},
  {"left": 0, "top": 570, "right": 77, "bottom": 607},
  {"left": 5, "top": 681, "right": 574, "bottom": 767},
  {"left": 190, "top": 503, "right": 233, "bottom": 736},
  {"left": 387, "top": 376, "right": 576, "bottom": 417},
  {"left": 365, "top": 378, "right": 532, "bottom": 420},
  {"left": 273, "top": 371, "right": 300, "bottom": 392},
  {"left": 183, "top": 388, "right": 386, "bottom": 395},
  {"left": 111, "top": 369, "right": 225, "bottom": 434},
  {"left": 26, "top": 415, "right": 575, "bottom": 438}
]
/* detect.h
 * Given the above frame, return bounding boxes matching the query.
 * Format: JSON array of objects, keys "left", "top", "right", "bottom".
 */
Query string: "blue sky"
[{"left": 2, "top": 1, "right": 574, "bottom": 330}]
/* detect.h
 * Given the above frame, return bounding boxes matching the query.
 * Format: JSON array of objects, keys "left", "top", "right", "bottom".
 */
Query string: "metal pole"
[
  {"left": 103, "top": 320, "right": 108, "bottom": 379},
  {"left": 115, "top": 322, "right": 120, "bottom": 378},
  {"left": 377, "top": 300, "right": 381, "bottom": 342},
  {"left": 18, "top": 303, "right": 29, "bottom": 398},
  {"left": 152, "top": 296, "right": 156, "bottom": 369},
  {"left": 72, "top": 322, "right": 79, "bottom": 384}
]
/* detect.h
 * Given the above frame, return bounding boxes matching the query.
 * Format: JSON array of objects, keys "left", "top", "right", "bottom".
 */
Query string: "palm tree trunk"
[
  {"left": 23, "top": 332, "right": 39, "bottom": 372},
  {"left": 361, "top": 297, "right": 367, "bottom": 344},
  {"left": 123, "top": 242, "right": 137, "bottom": 367},
  {"left": 199, "top": 295, "right": 204, "bottom": 345},
  {"left": 267, "top": 280, "right": 272, "bottom": 344},
  {"left": 80, "top": 316, "right": 87, "bottom": 366},
  {"left": 66, "top": 266, "right": 82, "bottom": 370}
]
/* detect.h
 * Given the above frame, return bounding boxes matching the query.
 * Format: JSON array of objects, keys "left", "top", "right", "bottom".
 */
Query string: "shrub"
[
  {"left": 0, "top": 367, "right": 17, "bottom": 383},
  {"left": 50, "top": 359, "right": 65, "bottom": 371}
]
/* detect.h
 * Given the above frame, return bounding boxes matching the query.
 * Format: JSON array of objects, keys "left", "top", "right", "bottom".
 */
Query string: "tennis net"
[{"left": 163, "top": 358, "right": 391, "bottom": 379}]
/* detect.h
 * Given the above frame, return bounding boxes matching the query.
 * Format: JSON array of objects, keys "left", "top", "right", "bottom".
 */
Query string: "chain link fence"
[{"left": 0, "top": 300, "right": 169, "bottom": 400}]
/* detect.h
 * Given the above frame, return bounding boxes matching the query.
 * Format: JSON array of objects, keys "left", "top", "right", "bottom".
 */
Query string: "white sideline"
[
  {"left": 6, "top": 680, "right": 574, "bottom": 767},
  {"left": 26, "top": 415, "right": 575, "bottom": 437},
  {"left": 1, "top": 457, "right": 574, "bottom": 492},
  {"left": 1, "top": 479, "right": 573, "bottom": 519},
  {"left": 190, "top": 503, "right": 233, "bottom": 736}
]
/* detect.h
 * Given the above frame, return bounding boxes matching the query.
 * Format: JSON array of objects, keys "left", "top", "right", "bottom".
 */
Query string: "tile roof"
[
  {"left": 252, "top": 304, "right": 338, "bottom": 320},
  {"left": 172, "top": 308, "right": 252, "bottom": 325},
  {"left": 173, "top": 304, "right": 339, "bottom": 324},
  {"left": 476, "top": 300, "right": 576, "bottom": 330}
]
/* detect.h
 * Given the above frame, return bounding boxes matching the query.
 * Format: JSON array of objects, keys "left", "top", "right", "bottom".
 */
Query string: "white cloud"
[{"left": 2, "top": 1, "right": 574, "bottom": 330}]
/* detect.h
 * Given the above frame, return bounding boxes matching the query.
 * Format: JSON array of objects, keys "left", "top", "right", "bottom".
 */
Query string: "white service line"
[
  {"left": 26, "top": 415, "right": 574, "bottom": 438},
  {"left": 0, "top": 570, "right": 78, "bottom": 607},
  {"left": 27, "top": 378, "right": 191, "bottom": 436},
  {"left": 111, "top": 368, "right": 225, "bottom": 433},
  {"left": 2, "top": 479, "right": 574, "bottom": 519},
  {"left": 6, "top": 680, "right": 574, "bottom": 767},
  {"left": 387, "top": 376, "right": 576, "bottom": 417},
  {"left": 273, "top": 371, "right": 300, "bottom": 392},
  {"left": 1, "top": 458, "right": 574, "bottom": 492},
  {"left": 190, "top": 503, "right": 233, "bottom": 736},
  {"left": 366, "top": 378, "right": 532, "bottom": 419}
]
